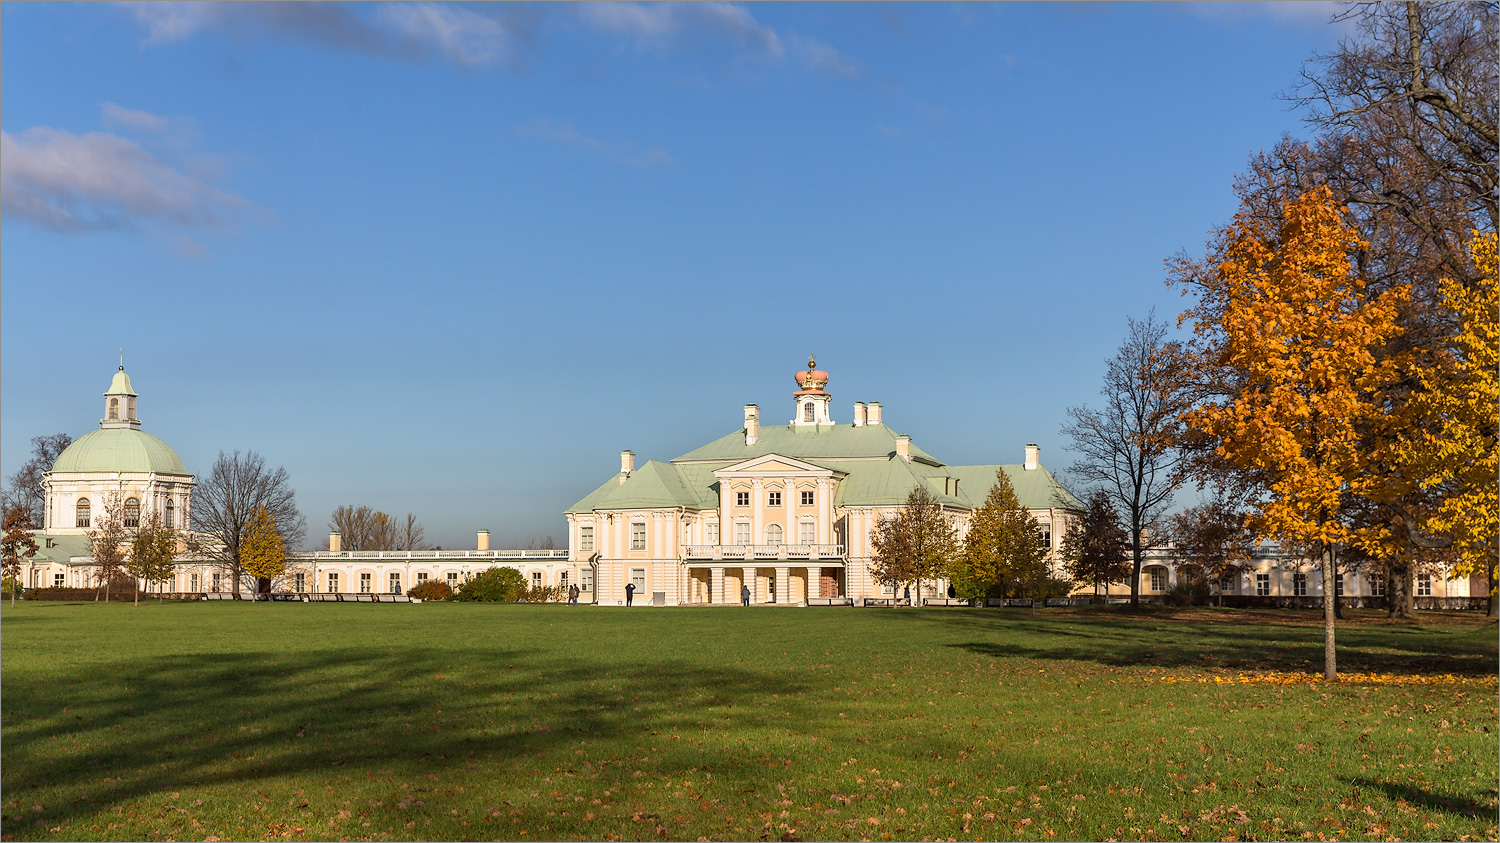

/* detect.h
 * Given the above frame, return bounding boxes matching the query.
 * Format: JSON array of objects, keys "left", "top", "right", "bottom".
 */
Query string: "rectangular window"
[
  {"left": 1293, "top": 572, "right": 1308, "bottom": 596},
  {"left": 213, "top": 572, "right": 224, "bottom": 592},
  {"left": 389, "top": 572, "right": 401, "bottom": 593},
  {"left": 734, "top": 522, "right": 751, "bottom": 546},
  {"left": 579, "top": 525, "right": 594, "bottom": 552},
  {"left": 1255, "top": 573, "right": 1271, "bottom": 596},
  {"left": 416, "top": 571, "right": 428, "bottom": 583},
  {"left": 800, "top": 490, "right": 814, "bottom": 506},
  {"left": 581, "top": 568, "right": 594, "bottom": 592},
  {"left": 1038, "top": 526, "right": 1052, "bottom": 549},
  {"left": 630, "top": 522, "right": 646, "bottom": 551},
  {"left": 1416, "top": 574, "right": 1432, "bottom": 596},
  {"left": 768, "top": 491, "right": 782, "bottom": 507},
  {"left": 1335, "top": 574, "right": 1344, "bottom": 597},
  {"left": 1219, "top": 575, "right": 1235, "bottom": 594},
  {"left": 735, "top": 491, "right": 749, "bottom": 506},
  {"left": 531, "top": 571, "right": 543, "bottom": 588},
  {"left": 706, "top": 523, "right": 719, "bottom": 544},
  {"left": 799, "top": 522, "right": 816, "bottom": 544},
  {"left": 1149, "top": 569, "right": 1166, "bottom": 592},
  {"left": 360, "top": 573, "right": 371, "bottom": 594},
  {"left": 54, "top": 573, "right": 65, "bottom": 588},
  {"left": 328, "top": 572, "right": 339, "bottom": 593},
  {"left": 190, "top": 572, "right": 201, "bottom": 592},
  {"left": 446, "top": 572, "right": 458, "bottom": 588},
  {"left": 560, "top": 571, "right": 569, "bottom": 589},
  {"left": 631, "top": 569, "right": 646, "bottom": 593},
  {"left": 295, "top": 572, "right": 306, "bottom": 593},
  {"left": 1369, "top": 575, "right": 1385, "bottom": 597}
]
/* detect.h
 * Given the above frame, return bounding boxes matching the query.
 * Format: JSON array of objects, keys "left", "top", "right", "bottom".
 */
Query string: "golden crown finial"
[{"left": 808, "top": 354, "right": 816, "bottom": 371}]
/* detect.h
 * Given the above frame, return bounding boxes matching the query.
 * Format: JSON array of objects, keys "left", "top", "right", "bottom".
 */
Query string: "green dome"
[{"left": 51, "top": 428, "right": 189, "bottom": 476}]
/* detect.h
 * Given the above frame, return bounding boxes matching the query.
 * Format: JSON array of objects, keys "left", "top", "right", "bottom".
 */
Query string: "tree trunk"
[
  {"left": 134, "top": 580, "right": 139, "bottom": 607},
  {"left": 1321, "top": 545, "right": 1338, "bottom": 681},
  {"left": 1488, "top": 565, "right": 1498, "bottom": 619},
  {"left": 1129, "top": 532, "right": 1143, "bottom": 609}
]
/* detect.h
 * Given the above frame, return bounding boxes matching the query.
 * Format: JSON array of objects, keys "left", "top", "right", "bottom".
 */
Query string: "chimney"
[
  {"left": 895, "top": 434, "right": 911, "bottom": 463},
  {"left": 852, "top": 402, "right": 867, "bottom": 427},
  {"left": 477, "top": 529, "right": 490, "bottom": 551},
  {"left": 744, "top": 404, "right": 759, "bottom": 446},
  {"left": 329, "top": 531, "right": 342, "bottom": 553},
  {"left": 619, "top": 449, "right": 635, "bottom": 483},
  {"left": 867, "top": 402, "right": 882, "bottom": 425},
  {"left": 1024, "top": 443, "right": 1040, "bottom": 471}
]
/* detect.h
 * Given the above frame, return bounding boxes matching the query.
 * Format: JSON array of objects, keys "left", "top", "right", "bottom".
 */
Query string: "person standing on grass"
[
  {"left": 625, "top": 581, "right": 635, "bottom": 607},
  {"left": 568, "top": 583, "right": 579, "bottom": 605},
  {"left": 741, "top": 583, "right": 751, "bottom": 607}
]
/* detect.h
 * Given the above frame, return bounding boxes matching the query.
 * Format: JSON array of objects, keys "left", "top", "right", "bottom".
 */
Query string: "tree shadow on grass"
[
  {"left": 874, "top": 608, "right": 1497, "bottom": 676},
  {"left": 1348, "top": 777, "right": 1497, "bottom": 819},
  {"left": 1, "top": 643, "right": 822, "bottom": 835}
]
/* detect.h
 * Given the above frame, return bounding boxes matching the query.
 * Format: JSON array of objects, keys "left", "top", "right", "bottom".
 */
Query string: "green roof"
[
  {"left": 105, "top": 368, "right": 138, "bottom": 397},
  {"left": 28, "top": 534, "right": 95, "bottom": 566},
  {"left": 929, "top": 464, "right": 1083, "bottom": 511},
  {"left": 674, "top": 423, "right": 939, "bottom": 464},
  {"left": 51, "top": 428, "right": 189, "bottom": 476}
]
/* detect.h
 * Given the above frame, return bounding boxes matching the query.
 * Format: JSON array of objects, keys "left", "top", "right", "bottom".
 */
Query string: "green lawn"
[{"left": 1, "top": 601, "right": 1495, "bottom": 842}]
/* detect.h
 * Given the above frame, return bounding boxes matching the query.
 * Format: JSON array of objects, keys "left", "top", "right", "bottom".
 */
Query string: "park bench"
[
  {"left": 984, "top": 597, "right": 1034, "bottom": 607},
  {"left": 860, "top": 597, "right": 895, "bottom": 608},
  {"left": 375, "top": 594, "right": 396, "bottom": 603},
  {"left": 807, "top": 597, "right": 853, "bottom": 607},
  {"left": 205, "top": 593, "right": 230, "bottom": 600},
  {"left": 1045, "top": 597, "right": 1091, "bottom": 607},
  {"left": 923, "top": 597, "right": 970, "bottom": 607},
  {"left": 354, "top": 594, "right": 375, "bottom": 603}
]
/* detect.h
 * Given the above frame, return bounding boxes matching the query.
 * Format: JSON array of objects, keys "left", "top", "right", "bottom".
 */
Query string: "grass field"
[{"left": 1, "top": 601, "right": 1495, "bottom": 842}]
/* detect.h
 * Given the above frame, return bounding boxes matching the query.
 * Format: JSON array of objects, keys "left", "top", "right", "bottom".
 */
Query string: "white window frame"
[
  {"left": 734, "top": 522, "right": 751, "bottom": 546},
  {"left": 579, "top": 525, "right": 594, "bottom": 553},
  {"left": 630, "top": 522, "right": 646, "bottom": 551},
  {"left": 416, "top": 571, "right": 429, "bottom": 583},
  {"left": 531, "top": 571, "right": 543, "bottom": 588},
  {"left": 706, "top": 523, "right": 719, "bottom": 544},
  {"left": 360, "top": 572, "right": 372, "bottom": 594},
  {"left": 767, "top": 491, "right": 782, "bottom": 507},
  {"left": 1255, "top": 573, "right": 1271, "bottom": 596},
  {"left": 630, "top": 568, "right": 646, "bottom": 593},
  {"left": 1293, "top": 572, "right": 1308, "bottom": 597},
  {"left": 1149, "top": 569, "right": 1166, "bottom": 592},
  {"left": 800, "top": 490, "right": 814, "bottom": 506},
  {"left": 446, "top": 572, "right": 459, "bottom": 587},
  {"left": 54, "top": 572, "right": 66, "bottom": 588},
  {"left": 295, "top": 572, "right": 306, "bottom": 593},
  {"left": 328, "top": 572, "right": 340, "bottom": 593},
  {"left": 765, "top": 524, "right": 783, "bottom": 545},
  {"left": 1416, "top": 574, "right": 1432, "bottom": 597},
  {"left": 1369, "top": 575, "right": 1385, "bottom": 597},
  {"left": 389, "top": 572, "right": 401, "bottom": 593},
  {"left": 735, "top": 491, "right": 750, "bottom": 507},
  {"left": 581, "top": 567, "right": 594, "bottom": 592},
  {"left": 799, "top": 521, "right": 816, "bottom": 545}
]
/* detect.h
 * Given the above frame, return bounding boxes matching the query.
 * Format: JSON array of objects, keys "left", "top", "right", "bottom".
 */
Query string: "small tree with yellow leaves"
[{"left": 240, "top": 505, "right": 287, "bottom": 599}]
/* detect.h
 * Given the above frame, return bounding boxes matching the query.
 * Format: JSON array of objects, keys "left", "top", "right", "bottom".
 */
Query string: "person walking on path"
[
  {"left": 625, "top": 582, "right": 635, "bottom": 607},
  {"left": 568, "top": 583, "right": 579, "bottom": 605},
  {"left": 741, "top": 583, "right": 751, "bottom": 607}
]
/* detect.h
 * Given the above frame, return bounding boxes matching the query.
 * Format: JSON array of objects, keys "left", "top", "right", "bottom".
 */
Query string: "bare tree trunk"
[
  {"left": 1488, "top": 565, "right": 1498, "bottom": 619},
  {"left": 1321, "top": 545, "right": 1338, "bottom": 681}
]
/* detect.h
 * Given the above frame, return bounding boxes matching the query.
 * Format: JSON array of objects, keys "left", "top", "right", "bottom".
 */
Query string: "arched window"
[
  {"left": 803, "top": 402, "right": 814, "bottom": 422},
  {"left": 765, "top": 524, "right": 783, "bottom": 545},
  {"left": 108, "top": 398, "right": 119, "bottom": 420},
  {"left": 76, "top": 498, "right": 91, "bottom": 528},
  {"left": 164, "top": 499, "right": 175, "bottom": 529},
  {"left": 124, "top": 498, "right": 141, "bottom": 528}
]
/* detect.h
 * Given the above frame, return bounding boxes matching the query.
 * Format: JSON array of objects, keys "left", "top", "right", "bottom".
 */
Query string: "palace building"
[{"left": 563, "top": 358, "right": 1083, "bottom": 606}]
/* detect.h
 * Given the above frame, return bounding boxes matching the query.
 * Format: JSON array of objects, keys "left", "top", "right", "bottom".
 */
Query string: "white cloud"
[
  {"left": 100, "top": 102, "right": 170, "bottom": 134},
  {"left": 0, "top": 126, "right": 260, "bottom": 237},
  {"left": 121, "top": 1, "right": 521, "bottom": 68},
  {"left": 514, "top": 119, "right": 673, "bottom": 168},
  {"left": 576, "top": 2, "right": 862, "bottom": 76}
]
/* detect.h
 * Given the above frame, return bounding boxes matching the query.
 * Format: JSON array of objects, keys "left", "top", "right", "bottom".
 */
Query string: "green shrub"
[
  {"left": 407, "top": 579, "right": 453, "bottom": 601},
  {"left": 452, "top": 567, "right": 525, "bottom": 602}
]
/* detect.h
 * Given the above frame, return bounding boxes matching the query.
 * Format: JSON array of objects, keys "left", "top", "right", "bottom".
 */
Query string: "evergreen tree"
[
  {"left": 1060, "top": 491, "right": 1132, "bottom": 600},
  {"left": 958, "top": 469, "right": 1049, "bottom": 600},
  {"left": 240, "top": 505, "right": 287, "bottom": 598}
]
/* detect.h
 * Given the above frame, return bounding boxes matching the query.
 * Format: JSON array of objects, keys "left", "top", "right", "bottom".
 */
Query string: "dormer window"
[
  {"left": 108, "top": 398, "right": 119, "bottom": 420},
  {"left": 803, "top": 403, "right": 814, "bottom": 422},
  {"left": 124, "top": 498, "right": 141, "bottom": 528},
  {"left": 76, "top": 498, "right": 91, "bottom": 528}
]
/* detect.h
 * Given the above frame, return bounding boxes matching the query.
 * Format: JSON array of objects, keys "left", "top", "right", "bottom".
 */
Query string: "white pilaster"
[{"left": 774, "top": 567, "right": 789, "bottom": 604}]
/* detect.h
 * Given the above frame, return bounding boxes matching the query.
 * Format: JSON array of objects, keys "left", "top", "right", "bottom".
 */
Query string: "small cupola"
[
  {"left": 101, "top": 365, "right": 142, "bottom": 431},
  {"left": 791, "top": 355, "right": 835, "bottom": 427}
]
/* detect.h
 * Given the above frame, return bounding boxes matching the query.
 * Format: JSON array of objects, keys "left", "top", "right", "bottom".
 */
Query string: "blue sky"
[{"left": 1, "top": 2, "right": 1346, "bottom": 549}]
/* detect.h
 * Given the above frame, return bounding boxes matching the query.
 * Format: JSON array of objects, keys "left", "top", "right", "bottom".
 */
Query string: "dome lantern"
[
  {"left": 791, "top": 355, "right": 835, "bottom": 427},
  {"left": 102, "top": 365, "right": 141, "bottom": 431}
]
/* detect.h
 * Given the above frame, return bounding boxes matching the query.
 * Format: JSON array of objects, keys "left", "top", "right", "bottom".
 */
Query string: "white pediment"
[{"left": 713, "top": 453, "right": 844, "bottom": 478}]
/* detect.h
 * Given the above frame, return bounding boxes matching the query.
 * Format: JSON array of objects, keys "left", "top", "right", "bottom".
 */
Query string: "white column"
[
  {"left": 743, "top": 566, "right": 757, "bottom": 603},
  {"left": 710, "top": 567, "right": 724, "bottom": 604},
  {"left": 775, "top": 567, "right": 789, "bottom": 604},
  {"left": 807, "top": 565, "right": 821, "bottom": 600}
]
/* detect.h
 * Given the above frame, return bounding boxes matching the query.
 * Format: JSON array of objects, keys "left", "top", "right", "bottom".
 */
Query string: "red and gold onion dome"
[{"left": 794, "top": 355, "right": 830, "bottom": 395}]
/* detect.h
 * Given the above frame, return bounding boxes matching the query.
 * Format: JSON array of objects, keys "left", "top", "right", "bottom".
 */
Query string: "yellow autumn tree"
[
  {"left": 240, "top": 504, "right": 287, "bottom": 599},
  {"left": 1182, "top": 187, "right": 1409, "bottom": 679},
  {"left": 1397, "top": 232, "right": 1499, "bottom": 614}
]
